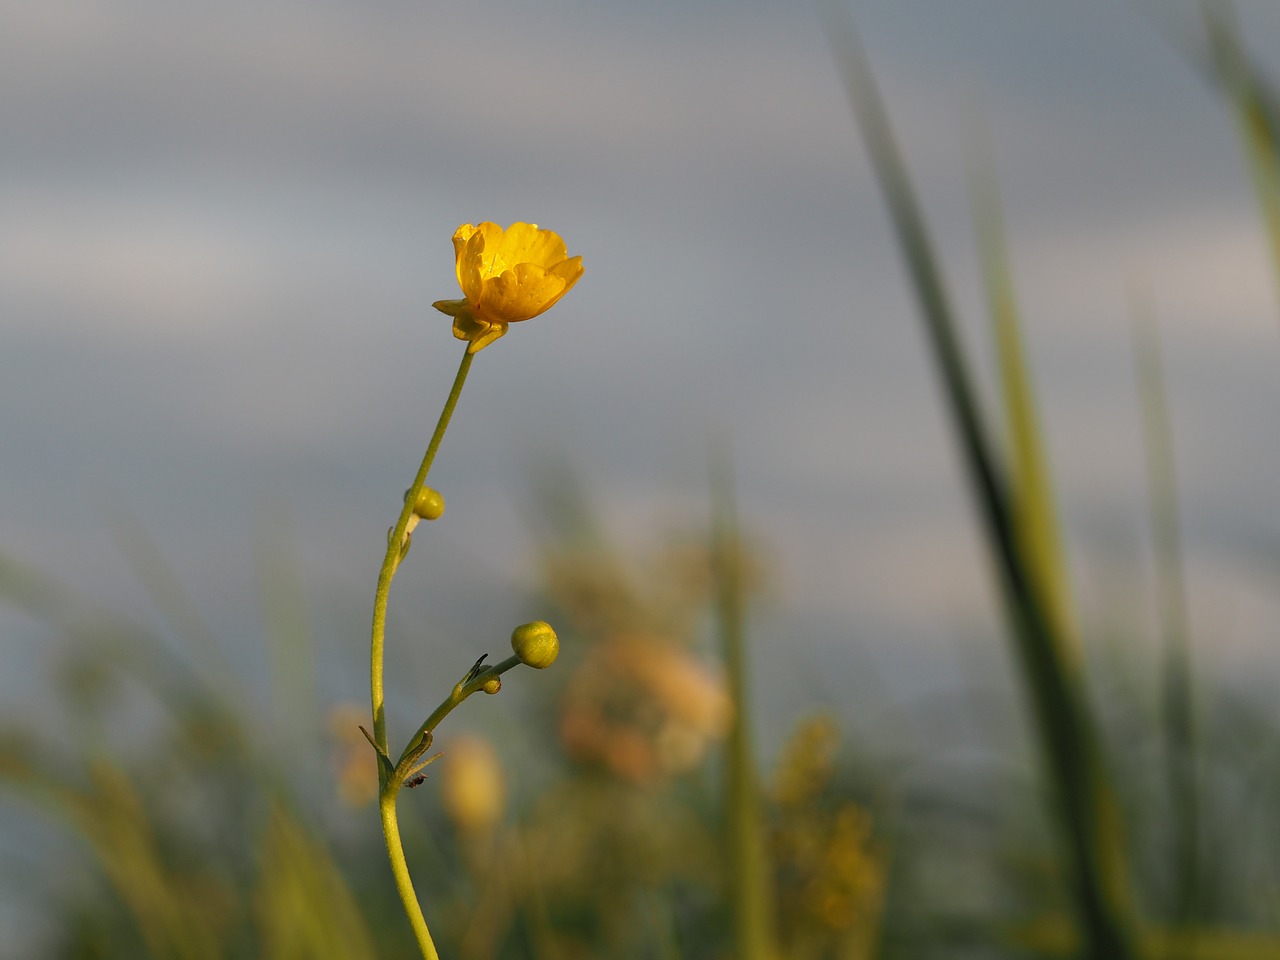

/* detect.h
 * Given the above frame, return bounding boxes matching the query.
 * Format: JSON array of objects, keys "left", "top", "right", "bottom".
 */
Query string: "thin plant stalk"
[
  {"left": 375, "top": 651, "right": 527, "bottom": 960},
  {"left": 369, "top": 346, "right": 475, "bottom": 960},
  {"left": 971, "top": 145, "right": 1079, "bottom": 665},
  {"left": 1131, "top": 292, "right": 1199, "bottom": 929},
  {"left": 711, "top": 447, "right": 775, "bottom": 960},
  {"left": 378, "top": 790, "right": 435, "bottom": 955},
  {"left": 820, "top": 6, "right": 1136, "bottom": 955},
  {"left": 371, "top": 348, "right": 474, "bottom": 758}
]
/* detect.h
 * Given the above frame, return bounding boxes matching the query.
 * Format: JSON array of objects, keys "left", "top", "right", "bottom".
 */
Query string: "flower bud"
[
  {"left": 480, "top": 675, "right": 502, "bottom": 695},
  {"left": 409, "top": 486, "right": 445, "bottom": 521},
  {"left": 511, "top": 620, "right": 559, "bottom": 669}
]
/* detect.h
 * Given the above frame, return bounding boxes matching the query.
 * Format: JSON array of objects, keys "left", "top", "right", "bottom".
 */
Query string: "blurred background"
[{"left": 5, "top": 0, "right": 1280, "bottom": 957}]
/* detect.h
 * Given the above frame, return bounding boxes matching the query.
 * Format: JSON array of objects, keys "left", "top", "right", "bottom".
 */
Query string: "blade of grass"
[
  {"left": 819, "top": 6, "right": 1136, "bottom": 955},
  {"left": 710, "top": 445, "right": 775, "bottom": 960},
  {"left": 253, "top": 504, "right": 316, "bottom": 762},
  {"left": 256, "top": 800, "right": 380, "bottom": 960},
  {"left": 1201, "top": 0, "right": 1280, "bottom": 314},
  {"left": 73, "top": 761, "right": 225, "bottom": 960},
  {"left": 973, "top": 138, "right": 1139, "bottom": 954},
  {"left": 0, "top": 550, "right": 251, "bottom": 758},
  {"left": 1130, "top": 289, "right": 1200, "bottom": 930},
  {"left": 105, "top": 504, "right": 243, "bottom": 711},
  {"left": 970, "top": 145, "right": 1079, "bottom": 667},
  {"left": 1144, "top": 927, "right": 1280, "bottom": 960},
  {"left": 1022, "top": 918, "right": 1280, "bottom": 959}
]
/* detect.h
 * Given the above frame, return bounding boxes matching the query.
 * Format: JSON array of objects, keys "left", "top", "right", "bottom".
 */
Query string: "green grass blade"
[
  {"left": 1202, "top": 0, "right": 1280, "bottom": 314},
  {"left": 0, "top": 550, "right": 250, "bottom": 757},
  {"left": 1131, "top": 291, "right": 1200, "bottom": 929},
  {"left": 819, "top": 5, "right": 1136, "bottom": 955},
  {"left": 971, "top": 151, "right": 1079, "bottom": 667},
  {"left": 253, "top": 505, "right": 317, "bottom": 759},
  {"left": 256, "top": 800, "right": 380, "bottom": 960},
  {"left": 973, "top": 146, "right": 1140, "bottom": 951},
  {"left": 711, "top": 445, "right": 776, "bottom": 960},
  {"left": 1145, "top": 927, "right": 1280, "bottom": 960},
  {"left": 105, "top": 504, "right": 242, "bottom": 707}
]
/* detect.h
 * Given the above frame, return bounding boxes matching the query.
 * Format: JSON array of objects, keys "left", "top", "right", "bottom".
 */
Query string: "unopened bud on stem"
[
  {"left": 510, "top": 621, "right": 559, "bottom": 669},
  {"left": 407, "top": 486, "right": 445, "bottom": 521}
]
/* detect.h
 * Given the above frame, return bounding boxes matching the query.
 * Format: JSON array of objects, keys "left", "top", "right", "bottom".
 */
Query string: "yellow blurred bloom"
[
  {"left": 770, "top": 715, "right": 887, "bottom": 954},
  {"left": 441, "top": 734, "right": 506, "bottom": 834},
  {"left": 327, "top": 704, "right": 378, "bottom": 809},
  {"left": 432, "top": 221, "right": 583, "bottom": 353}
]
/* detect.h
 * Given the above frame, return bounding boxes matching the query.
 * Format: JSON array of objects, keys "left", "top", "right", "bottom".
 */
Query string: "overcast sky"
[{"left": 5, "top": 0, "right": 1280, "bottom": 735}]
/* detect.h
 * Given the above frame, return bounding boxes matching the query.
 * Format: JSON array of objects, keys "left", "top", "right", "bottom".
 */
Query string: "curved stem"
[
  {"left": 368, "top": 345, "right": 474, "bottom": 957},
  {"left": 380, "top": 788, "right": 441, "bottom": 960},
  {"left": 371, "top": 347, "right": 474, "bottom": 762}
]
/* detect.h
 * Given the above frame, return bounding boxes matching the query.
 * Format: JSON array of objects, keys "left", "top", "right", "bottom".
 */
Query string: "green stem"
[
  {"left": 712, "top": 453, "right": 775, "bottom": 960},
  {"left": 380, "top": 789, "right": 441, "bottom": 959},
  {"left": 375, "top": 655, "right": 521, "bottom": 959},
  {"left": 369, "top": 345, "right": 475, "bottom": 957},
  {"left": 397, "top": 655, "right": 522, "bottom": 769},
  {"left": 371, "top": 347, "right": 474, "bottom": 761}
]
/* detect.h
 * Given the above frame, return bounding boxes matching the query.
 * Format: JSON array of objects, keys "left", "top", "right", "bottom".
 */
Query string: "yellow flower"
[
  {"left": 441, "top": 734, "right": 506, "bottom": 834},
  {"left": 432, "top": 221, "right": 583, "bottom": 352}
]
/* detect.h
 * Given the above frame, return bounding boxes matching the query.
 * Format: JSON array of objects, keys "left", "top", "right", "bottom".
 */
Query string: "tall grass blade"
[
  {"left": 975, "top": 148, "right": 1141, "bottom": 939},
  {"left": 1144, "top": 928, "right": 1280, "bottom": 960},
  {"left": 0, "top": 550, "right": 249, "bottom": 756},
  {"left": 106, "top": 505, "right": 242, "bottom": 708},
  {"left": 253, "top": 506, "right": 316, "bottom": 761},
  {"left": 971, "top": 150, "right": 1079, "bottom": 666},
  {"left": 18, "top": 760, "right": 229, "bottom": 960},
  {"left": 1131, "top": 292, "right": 1200, "bottom": 930},
  {"left": 710, "top": 445, "right": 776, "bottom": 960},
  {"left": 819, "top": 5, "right": 1136, "bottom": 955},
  {"left": 256, "top": 800, "right": 380, "bottom": 960},
  {"left": 1202, "top": 0, "right": 1280, "bottom": 315}
]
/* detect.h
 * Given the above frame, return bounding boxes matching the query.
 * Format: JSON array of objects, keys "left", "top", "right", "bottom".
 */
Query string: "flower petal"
[
  {"left": 547, "top": 255, "right": 584, "bottom": 294},
  {"left": 509, "top": 256, "right": 584, "bottom": 318},
  {"left": 492, "top": 222, "right": 569, "bottom": 270},
  {"left": 451, "top": 224, "right": 479, "bottom": 256},
  {"left": 456, "top": 228, "right": 490, "bottom": 303},
  {"left": 475, "top": 264, "right": 569, "bottom": 323}
]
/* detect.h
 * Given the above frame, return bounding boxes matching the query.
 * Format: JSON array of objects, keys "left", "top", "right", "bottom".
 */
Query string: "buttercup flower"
[{"left": 432, "top": 222, "right": 584, "bottom": 352}]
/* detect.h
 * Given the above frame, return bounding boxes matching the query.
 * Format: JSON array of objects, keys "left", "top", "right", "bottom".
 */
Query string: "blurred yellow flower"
[
  {"left": 441, "top": 734, "right": 506, "bottom": 834},
  {"left": 433, "top": 221, "right": 583, "bottom": 352},
  {"left": 327, "top": 704, "right": 378, "bottom": 808},
  {"left": 770, "top": 715, "right": 886, "bottom": 954}
]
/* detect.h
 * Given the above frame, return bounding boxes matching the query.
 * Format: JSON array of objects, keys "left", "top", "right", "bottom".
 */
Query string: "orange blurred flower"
[{"left": 559, "top": 636, "right": 730, "bottom": 785}]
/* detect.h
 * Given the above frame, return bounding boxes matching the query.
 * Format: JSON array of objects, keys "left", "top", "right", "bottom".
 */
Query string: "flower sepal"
[
  {"left": 448, "top": 304, "right": 508, "bottom": 353},
  {"left": 431, "top": 298, "right": 468, "bottom": 317}
]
